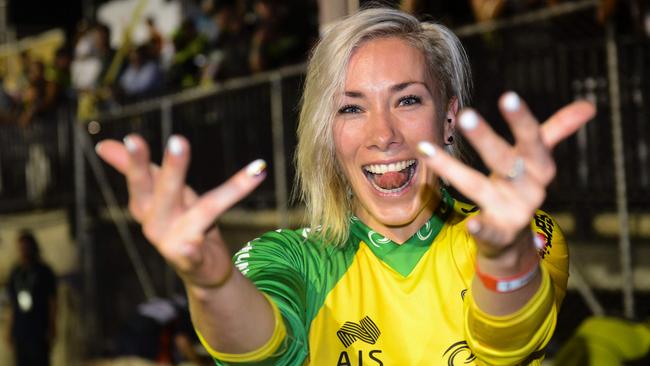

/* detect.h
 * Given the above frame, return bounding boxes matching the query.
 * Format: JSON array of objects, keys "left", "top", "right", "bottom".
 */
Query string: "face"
[{"left": 333, "top": 37, "right": 453, "bottom": 242}]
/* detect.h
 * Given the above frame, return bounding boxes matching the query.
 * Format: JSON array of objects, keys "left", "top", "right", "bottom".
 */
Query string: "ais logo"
[{"left": 336, "top": 316, "right": 383, "bottom": 365}]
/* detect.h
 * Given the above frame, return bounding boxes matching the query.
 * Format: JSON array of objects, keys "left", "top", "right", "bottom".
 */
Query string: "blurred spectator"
[
  {"left": 18, "top": 61, "right": 52, "bottom": 127},
  {"left": 71, "top": 22, "right": 102, "bottom": 91},
  {"left": 168, "top": 19, "right": 207, "bottom": 89},
  {"left": 71, "top": 22, "right": 116, "bottom": 91},
  {"left": 206, "top": 2, "right": 252, "bottom": 82},
  {"left": 4, "top": 230, "right": 57, "bottom": 366},
  {"left": 145, "top": 17, "right": 164, "bottom": 61},
  {"left": 248, "top": 0, "right": 316, "bottom": 73},
  {"left": 195, "top": 0, "right": 220, "bottom": 44},
  {"left": 118, "top": 45, "right": 164, "bottom": 100},
  {"left": 44, "top": 47, "right": 73, "bottom": 106}
]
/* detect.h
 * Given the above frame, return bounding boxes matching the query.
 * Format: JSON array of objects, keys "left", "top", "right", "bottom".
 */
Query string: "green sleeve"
[{"left": 212, "top": 229, "right": 322, "bottom": 365}]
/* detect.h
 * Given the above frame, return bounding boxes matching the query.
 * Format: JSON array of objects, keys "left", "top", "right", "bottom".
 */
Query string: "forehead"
[{"left": 345, "top": 37, "right": 427, "bottom": 90}]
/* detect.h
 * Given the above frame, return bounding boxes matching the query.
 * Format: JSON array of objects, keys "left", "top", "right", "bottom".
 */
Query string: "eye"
[
  {"left": 398, "top": 95, "right": 421, "bottom": 107},
  {"left": 338, "top": 104, "right": 363, "bottom": 114}
]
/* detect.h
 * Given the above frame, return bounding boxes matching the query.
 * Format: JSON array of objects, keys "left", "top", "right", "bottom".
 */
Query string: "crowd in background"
[
  {"left": 0, "top": 0, "right": 646, "bottom": 127},
  {"left": 0, "top": 0, "right": 319, "bottom": 126}
]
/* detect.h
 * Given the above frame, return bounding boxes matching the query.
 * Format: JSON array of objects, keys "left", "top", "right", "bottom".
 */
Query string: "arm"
[
  {"left": 96, "top": 136, "right": 278, "bottom": 356},
  {"left": 420, "top": 93, "right": 595, "bottom": 363}
]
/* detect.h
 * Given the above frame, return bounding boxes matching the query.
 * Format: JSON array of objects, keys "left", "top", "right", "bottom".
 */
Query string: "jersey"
[{"left": 202, "top": 192, "right": 569, "bottom": 365}]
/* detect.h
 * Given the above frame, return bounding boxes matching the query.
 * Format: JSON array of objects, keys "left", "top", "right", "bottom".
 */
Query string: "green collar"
[{"left": 348, "top": 190, "right": 455, "bottom": 277}]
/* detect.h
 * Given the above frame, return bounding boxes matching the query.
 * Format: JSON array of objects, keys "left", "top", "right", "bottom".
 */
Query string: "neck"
[{"left": 355, "top": 195, "right": 441, "bottom": 244}]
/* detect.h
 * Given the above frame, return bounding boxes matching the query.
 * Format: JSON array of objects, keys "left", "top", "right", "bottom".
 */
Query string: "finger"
[
  {"left": 148, "top": 164, "right": 199, "bottom": 206},
  {"left": 150, "top": 135, "right": 192, "bottom": 222},
  {"left": 498, "top": 92, "right": 542, "bottom": 150},
  {"left": 180, "top": 159, "right": 267, "bottom": 238},
  {"left": 123, "top": 134, "right": 154, "bottom": 208},
  {"left": 95, "top": 139, "right": 130, "bottom": 174},
  {"left": 540, "top": 100, "right": 596, "bottom": 149},
  {"left": 417, "top": 141, "right": 497, "bottom": 209},
  {"left": 456, "top": 109, "right": 516, "bottom": 178}
]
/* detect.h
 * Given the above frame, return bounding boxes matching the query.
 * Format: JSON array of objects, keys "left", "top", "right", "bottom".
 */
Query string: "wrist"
[
  {"left": 476, "top": 254, "right": 539, "bottom": 293},
  {"left": 476, "top": 229, "right": 538, "bottom": 277},
  {"left": 184, "top": 265, "right": 237, "bottom": 300}
]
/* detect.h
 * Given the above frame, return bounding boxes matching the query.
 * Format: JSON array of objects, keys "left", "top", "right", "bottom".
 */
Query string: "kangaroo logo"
[{"left": 337, "top": 316, "right": 381, "bottom": 348}]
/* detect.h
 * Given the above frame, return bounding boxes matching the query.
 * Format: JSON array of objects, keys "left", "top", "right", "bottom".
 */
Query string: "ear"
[{"left": 444, "top": 97, "right": 459, "bottom": 144}]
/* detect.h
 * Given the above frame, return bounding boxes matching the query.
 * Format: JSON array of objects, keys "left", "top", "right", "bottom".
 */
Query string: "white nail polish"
[
  {"left": 167, "top": 136, "right": 183, "bottom": 155},
  {"left": 417, "top": 141, "right": 437, "bottom": 157},
  {"left": 123, "top": 136, "right": 137, "bottom": 153},
  {"left": 503, "top": 92, "right": 520, "bottom": 112},
  {"left": 246, "top": 159, "right": 267, "bottom": 177},
  {"left": 459, "top": 111, "right": 479, "bottom": 130}
]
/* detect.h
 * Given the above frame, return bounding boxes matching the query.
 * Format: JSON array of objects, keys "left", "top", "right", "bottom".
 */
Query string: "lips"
[{"left": 363, "top": 159, "right": 417, "bottom": 193}]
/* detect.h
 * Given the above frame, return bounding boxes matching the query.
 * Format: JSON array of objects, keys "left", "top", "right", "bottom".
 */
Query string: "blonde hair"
[{"left": 295, "top": 7, "right": 472, "bottom": 245}]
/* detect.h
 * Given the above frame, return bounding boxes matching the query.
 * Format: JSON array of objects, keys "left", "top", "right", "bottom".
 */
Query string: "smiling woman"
[{"left": 95, "top": 6, "right": 596, "bottom": 366}]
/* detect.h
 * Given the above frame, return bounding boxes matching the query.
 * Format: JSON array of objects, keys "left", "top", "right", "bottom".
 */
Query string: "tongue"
[{"left": 373, "top": 171, "right": 409, "bottom": 190}]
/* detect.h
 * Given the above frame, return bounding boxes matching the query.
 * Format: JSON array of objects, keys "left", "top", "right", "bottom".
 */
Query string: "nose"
[{"left": 366, "top": 109, "right": 402, "bottom": 151}]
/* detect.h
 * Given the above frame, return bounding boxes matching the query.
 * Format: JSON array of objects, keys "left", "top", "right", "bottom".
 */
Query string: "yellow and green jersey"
[{"left": 202, "top": 192, "right": 569, "bottom": 365}]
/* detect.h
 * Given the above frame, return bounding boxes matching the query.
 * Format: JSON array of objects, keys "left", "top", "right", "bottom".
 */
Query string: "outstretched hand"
[
  {"left": 96, "top": 134, "right": 267, "bottom": 288},
  {"left": 418, "top": 92, "right": 595, "bottom": 256}
]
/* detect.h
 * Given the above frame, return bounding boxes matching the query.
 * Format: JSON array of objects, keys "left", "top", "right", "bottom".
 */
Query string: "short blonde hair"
[{"left": 295, "top": 7, "right": 472, "bottom": 245}]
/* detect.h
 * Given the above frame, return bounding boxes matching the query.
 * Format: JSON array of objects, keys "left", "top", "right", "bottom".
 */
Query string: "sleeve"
[
  {"left": 464, "top": 210, "right": 569, "bottom": 365},
  {"left": 204, "top": 229, "right": 315, "bottom": 365}
]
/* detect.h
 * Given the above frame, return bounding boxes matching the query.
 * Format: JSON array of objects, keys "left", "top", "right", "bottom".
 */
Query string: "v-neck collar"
[{"left": 348, "top": 189, "right": 455, "bottom": 277}]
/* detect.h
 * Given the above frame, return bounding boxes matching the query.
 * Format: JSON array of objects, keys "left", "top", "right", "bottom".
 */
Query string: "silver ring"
[{"left": 506, "top": 157, "right": 525, "bottom": 180}]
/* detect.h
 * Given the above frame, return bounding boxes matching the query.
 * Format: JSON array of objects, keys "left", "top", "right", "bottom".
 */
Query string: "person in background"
[
  {"left": 4, "top": 230, "right": 57, "bottom": 366},
  {"left": 118, "top": 45, "right": 164, "bottom": 101}
]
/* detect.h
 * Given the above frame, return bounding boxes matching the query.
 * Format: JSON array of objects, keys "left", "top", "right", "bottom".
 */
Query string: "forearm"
[
  {"left": 471, "top": 229, "right": 541, "bottom": 315},
  {"left": 466, "top": 229, "right": 557, "bottom": 364},
  {"left": 186, "top": 264, "right": 277, "bottom": 355}
]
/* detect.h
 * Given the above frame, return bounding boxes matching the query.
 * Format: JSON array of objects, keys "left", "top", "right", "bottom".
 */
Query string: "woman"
[{"left": 96, "top": 8, "right": 595, "bottom": 365}]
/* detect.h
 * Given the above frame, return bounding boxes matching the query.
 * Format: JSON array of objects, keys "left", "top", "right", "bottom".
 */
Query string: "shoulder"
[{"left": 232, "top": 228, "right": 338, "bottom": 277}]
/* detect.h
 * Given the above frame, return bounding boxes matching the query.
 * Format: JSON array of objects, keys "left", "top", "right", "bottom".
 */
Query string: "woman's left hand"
[{"left": 418, "top": 92, "right": 595, "bottom": 258}]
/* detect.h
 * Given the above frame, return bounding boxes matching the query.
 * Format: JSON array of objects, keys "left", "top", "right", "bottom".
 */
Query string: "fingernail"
[
  {"left": 459, "top": 111, "right": 479, "bottom": 130},
  {"left": 503, "top": 92, "right": 520, "bottom": 112},
  {"left": 95, "top": 142, "right": 104, "bottom": 154},
  {"left": 123, "top": 136, "right": 137, "bottom": 153},
  {"left": 417, "top": 141, "right": 437, "bottom": 157},
  {"left": 467, "top": 219, "right": 481, "bottom": 234},
  {"left": 167, "top": 136, "right": 183, "bottom": 155},
  {"left": 246, "top": 159, "right": 267, "bottom": 177}
]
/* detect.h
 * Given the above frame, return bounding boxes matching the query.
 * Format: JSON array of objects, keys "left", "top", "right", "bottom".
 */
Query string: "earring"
[{"left": 446, "top": 136, "right": 454, "bottom": 145}]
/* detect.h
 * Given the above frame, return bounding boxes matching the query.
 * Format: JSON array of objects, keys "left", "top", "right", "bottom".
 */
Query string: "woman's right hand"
[{"left": 95, "top": 134, "right": 267, "bottom": 289}]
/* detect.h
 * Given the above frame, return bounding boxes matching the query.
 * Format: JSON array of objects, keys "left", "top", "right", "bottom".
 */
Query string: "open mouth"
[{"left": 363, "top": 159, "right": 417, "bottom": 194}]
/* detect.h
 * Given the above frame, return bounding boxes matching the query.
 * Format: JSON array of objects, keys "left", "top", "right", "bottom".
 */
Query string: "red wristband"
[{"left": 475, "top": 257, "right": 540, "bottom": 293}]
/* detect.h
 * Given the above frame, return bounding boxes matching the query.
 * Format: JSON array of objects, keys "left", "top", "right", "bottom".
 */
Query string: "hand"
[
  {"left": 96, "top": 134, "right": 267, "bottom": 288},
  {"left": 419, "top": 92, "right": 595, "bottom": 258}
]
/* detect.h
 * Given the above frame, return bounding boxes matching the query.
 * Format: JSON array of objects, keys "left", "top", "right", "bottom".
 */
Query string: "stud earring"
[{"left": 446, "top": 136, "right": 454, "bottom": 145}]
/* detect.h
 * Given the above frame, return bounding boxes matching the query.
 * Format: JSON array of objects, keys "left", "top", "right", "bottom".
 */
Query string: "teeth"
[{"left": 364, "top": 160, "right": 416, "bottom": 174}]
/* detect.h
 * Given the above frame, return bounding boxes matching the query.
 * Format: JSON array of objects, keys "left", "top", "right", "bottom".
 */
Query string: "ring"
[{"left": 506, "top": 157, "right": 525, "bottom": 180}]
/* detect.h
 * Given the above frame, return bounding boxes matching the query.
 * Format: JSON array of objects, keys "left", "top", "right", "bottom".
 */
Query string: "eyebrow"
[{"left": 343, "top": 81, "right": 429, "bottom": 98}]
